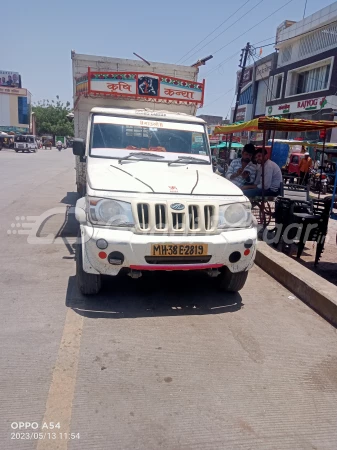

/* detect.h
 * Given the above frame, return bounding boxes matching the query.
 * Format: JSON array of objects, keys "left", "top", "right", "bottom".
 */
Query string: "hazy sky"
[{"left": 1, "top": 0, "right": 334, "bottom": 118}]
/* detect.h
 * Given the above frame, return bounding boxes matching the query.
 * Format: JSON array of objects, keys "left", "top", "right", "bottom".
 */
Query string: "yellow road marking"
[{"left": 37, "top": 308, "right": 83, "bottom": 450}]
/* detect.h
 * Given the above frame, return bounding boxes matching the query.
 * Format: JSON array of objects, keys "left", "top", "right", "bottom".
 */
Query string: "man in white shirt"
[{"left": 242, "top": 147, "right": 282, "bottom": 198}]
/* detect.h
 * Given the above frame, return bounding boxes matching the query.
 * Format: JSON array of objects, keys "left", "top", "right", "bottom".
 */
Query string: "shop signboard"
[
  {"left": 0, "top": 70, "right": 21, "bottom": 88},
  {"left": 0, "top": 87, "right": 27, "bottom": 96},
  {"left": 255, "top": 61, "right": 272, "bottom": 81},
  {"left": 0, "top": 126, "right": 29, "bottom": 133},
  {"left": 78, "top": 71, "right": 205, "bottom": 105},
  {"left": 236, "top": 107, "right": 247, "bottom": 122},
  {"left": 251, "top": 132, "right": 264, "bottom": 142},
  {"left": 266, "top": 95, "right": 331, "bottom": 116},
  {"left": 236, "top": 67, "right": 253, "bottom": 92}
]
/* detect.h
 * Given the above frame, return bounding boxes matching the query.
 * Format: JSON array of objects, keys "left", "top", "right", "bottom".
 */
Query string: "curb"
[{"left": 256, "top": 242, "right": 337, "bottom": 327}]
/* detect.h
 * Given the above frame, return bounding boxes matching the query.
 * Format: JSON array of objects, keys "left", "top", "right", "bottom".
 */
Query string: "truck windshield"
[
  {"left": 14, "top": 135, "right": 35, "bottom": 143},
  {"left": 90, "top": 115, "right": 210, "bottom": 161}
]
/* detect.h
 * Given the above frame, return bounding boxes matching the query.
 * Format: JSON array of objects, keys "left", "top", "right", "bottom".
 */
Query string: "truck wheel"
[
  {"left": 217, "top": 268, "right": 248, "bottom": 292},
  {"left": 76, "top": 237, "right": 101, "bottom": 295}
]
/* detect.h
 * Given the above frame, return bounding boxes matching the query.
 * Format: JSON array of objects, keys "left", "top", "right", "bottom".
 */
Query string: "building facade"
[
  {"left": 231, "top": 52, "right": 277, "bottom": 144},
  {"left": 0, "top": 71, "right": 32, "bottom": 134},
  {"left": 266, "top": 2, "right": 337, "bottom": 139}
]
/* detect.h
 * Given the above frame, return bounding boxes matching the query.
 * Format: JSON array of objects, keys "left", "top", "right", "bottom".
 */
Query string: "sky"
[{"left": 1, "top": 0, "right": 335, "bottom": 118}]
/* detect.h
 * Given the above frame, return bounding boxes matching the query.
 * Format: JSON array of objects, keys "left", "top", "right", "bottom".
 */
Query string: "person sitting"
[
  {"left": 242, "top": 147, "right": 282, "bottom": 198},
  {"left": 225, "top": 143, "right": 257, "bottom": 188}
]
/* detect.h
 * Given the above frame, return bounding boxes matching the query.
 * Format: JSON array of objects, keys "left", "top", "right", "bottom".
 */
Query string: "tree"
[{"left": 32, "top": 96, "right": 74, "bottom": 137}]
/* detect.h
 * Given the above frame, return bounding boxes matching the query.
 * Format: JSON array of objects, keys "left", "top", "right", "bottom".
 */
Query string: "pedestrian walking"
[{"left": 299, "top": 152, "right": 312, "bottom": 185}]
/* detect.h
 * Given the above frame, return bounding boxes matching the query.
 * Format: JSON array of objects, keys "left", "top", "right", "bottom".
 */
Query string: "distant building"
[
  {"left": 197, "top": 114, "right": 223, "bottom": 126},
  {"left": 0, "top": 71, "right": 32, "bottom": 134},
  {"left": 266, "top": 2, "right": 337, "bottom": 140},
  {"left": 231, "top": 52, "right": 277, "bottom": 144}
]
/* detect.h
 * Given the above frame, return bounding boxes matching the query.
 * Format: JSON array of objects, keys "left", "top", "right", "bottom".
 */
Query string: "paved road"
[{"left": 0, "top": 148, "right": 337, "bottom": 450}]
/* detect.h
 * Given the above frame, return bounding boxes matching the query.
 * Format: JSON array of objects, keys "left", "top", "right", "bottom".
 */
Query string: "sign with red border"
[{"left": 76, "top": 69, "right": 205, "bottom": 106}]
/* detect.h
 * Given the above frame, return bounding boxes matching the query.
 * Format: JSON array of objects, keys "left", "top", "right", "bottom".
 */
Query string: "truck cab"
[
  {"left": 14, "top": 135, "right": 38, "bottom": 153},
  {"left": 74, "top": 107, "right": 257, "bottom": 295}
]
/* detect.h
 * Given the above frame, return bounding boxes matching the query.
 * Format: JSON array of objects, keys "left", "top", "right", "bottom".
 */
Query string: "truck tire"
[
  {"left": 76, "top": 236, "right": 101, "bottom": 295},
  {"left": 217, "top": 268, "right": 248, "bottom": 292}
]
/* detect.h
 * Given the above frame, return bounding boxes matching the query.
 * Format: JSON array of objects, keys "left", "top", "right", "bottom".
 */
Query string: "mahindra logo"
[{"left": 170, "top": 203, "right": 185, "bottom": 211}]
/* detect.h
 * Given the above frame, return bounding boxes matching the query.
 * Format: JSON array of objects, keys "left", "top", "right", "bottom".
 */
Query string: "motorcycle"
[
  {"left": 310, "top": 168, "right": 328, "bottom": 194},
  {"left": 56, "top": 144, "right": 62, "bottom": 152}
]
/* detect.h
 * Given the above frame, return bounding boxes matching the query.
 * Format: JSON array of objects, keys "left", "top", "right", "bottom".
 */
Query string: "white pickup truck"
[{"left": 71, "top": 53, "right": 256, "bottom": 294}]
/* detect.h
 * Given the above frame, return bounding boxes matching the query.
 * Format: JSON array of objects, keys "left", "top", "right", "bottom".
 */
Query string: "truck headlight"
[
  {"left": 218, "top": 202, "right": 252, "bottom": 229},
  {"left": 89, "top": 198, "right": 135, "bottom": 227}
]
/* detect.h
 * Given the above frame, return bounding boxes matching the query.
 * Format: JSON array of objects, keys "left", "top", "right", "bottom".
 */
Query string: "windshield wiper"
[
  {"left": 119, "top": 152, "right": 165, "bottom": 163},
  {"left": 168, "top": 156, "right": 209, "bottom": 166}
]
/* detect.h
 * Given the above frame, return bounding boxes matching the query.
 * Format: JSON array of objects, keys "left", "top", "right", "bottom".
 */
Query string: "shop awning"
[
  {"left": 214, "top": 117, "right": 337, "bottom": 134},
  {"left": 269, "top": 139, "right": 337, "bottom": 148},
  {"left": 210, "top": 142, "right": 243, "bottom": 149}
]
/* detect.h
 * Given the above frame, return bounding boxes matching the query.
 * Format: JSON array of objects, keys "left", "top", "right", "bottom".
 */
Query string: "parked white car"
[{"left": 14, "top": 135, "right": 38, "bottom": 153}]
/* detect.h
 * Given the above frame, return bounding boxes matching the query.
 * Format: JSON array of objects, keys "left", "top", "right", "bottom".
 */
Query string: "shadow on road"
[
  {"left": 36, "top": 192, "right": 80, "bottom": 256},
  {"left": 65, "top": 271, "right": 243, "bottom": 319},
  {"left": 60, "top": 191, "right": 79, "bottom": 206}
]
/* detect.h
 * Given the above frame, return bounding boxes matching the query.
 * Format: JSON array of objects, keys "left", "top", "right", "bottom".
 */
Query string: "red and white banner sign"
[{"left": 77, "top": 70, "right": 205, "bottom": 106}]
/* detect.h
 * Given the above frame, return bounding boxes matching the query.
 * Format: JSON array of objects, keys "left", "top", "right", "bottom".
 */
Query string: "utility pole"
[
  {"left": 232, "top": 42, "right": 251, "bottom": 125},
  {"left": 228, "top": 42, "right": 251, "bottom": 154}
]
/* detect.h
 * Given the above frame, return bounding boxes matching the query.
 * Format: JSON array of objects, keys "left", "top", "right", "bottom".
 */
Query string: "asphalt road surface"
[{"left": 0, "top": 147, "right": 337, "bottom": 450}]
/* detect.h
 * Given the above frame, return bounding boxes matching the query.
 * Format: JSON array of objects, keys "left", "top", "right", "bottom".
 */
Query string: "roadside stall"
[
  {"left": 214, "top": 116, "right": 337, "bottom": 217},
  {"left": 215, "top": 117, "right": 337, "bottom": 264}
]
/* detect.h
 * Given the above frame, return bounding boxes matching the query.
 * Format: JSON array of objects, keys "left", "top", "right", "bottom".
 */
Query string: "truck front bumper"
[{"left": 80, "top": 225, "right": 257, "bottom": 276}]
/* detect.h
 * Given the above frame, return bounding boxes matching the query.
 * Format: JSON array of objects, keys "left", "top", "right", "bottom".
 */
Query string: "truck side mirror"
[{"left": 73, "top": 138, "right": 85, "bottom": 157}]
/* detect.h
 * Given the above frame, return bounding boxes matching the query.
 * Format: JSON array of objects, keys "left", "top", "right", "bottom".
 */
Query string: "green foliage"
[{"left": 32, "top": 96, "right": 74, "bottom": 137}]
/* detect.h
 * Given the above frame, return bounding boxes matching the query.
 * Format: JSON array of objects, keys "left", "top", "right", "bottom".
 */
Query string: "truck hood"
[{"left": 87, "top": 160, "right": 243, "bottom": 196}]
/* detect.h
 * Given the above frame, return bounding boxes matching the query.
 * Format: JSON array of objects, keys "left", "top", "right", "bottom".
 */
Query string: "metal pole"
[
  {"left": 318, "top": 128, "right": 327, "bottom": 200},
  {"left": 270, "top": 129, "right": 276, "bottom": 160},
  {"left": 262, "top": 129, "right": 266, "bottom": 228},
  {"left": 229, "top": 42, "right": 250, "bottom": 150},
  {"left": 331, "top": 168, "right": 337, "bottom": 217}
]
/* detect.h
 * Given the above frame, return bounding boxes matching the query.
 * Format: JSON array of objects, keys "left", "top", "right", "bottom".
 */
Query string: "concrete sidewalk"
[{"left": 256, "top": 241, "right": 337, "bottom": 327}]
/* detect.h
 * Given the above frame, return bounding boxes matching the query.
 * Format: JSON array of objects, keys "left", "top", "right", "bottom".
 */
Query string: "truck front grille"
[
  {"left": 204, "top": 206, "right": 214, "bottom": 231},
  {"left": 136, "top": 202, "right": 216, "bottom": 234},
  {"left": 172, "top": 212, "right": 184, "bottom": 231},
  {"left": 155, "top": 204, "right": 166, "bottom": 229},
  {"left": 137, "top": 204, "right": 149, "bottom": 230},
  {"left": 188, "top": 205, "right": 199, "bottom": 230}
]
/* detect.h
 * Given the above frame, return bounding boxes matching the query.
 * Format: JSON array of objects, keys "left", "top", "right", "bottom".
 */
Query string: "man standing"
[
  {"left": 12, "top": 73, "right": 19, "bottom": 87},
  {"left": 225, "top": 143, "right": 257, "bottom": 188},
  {"left": 299, "top": 152, "right": 312, "bottom": 185},
  {"left": 242, "top": 148, "right": 282, "bottom": 198}
]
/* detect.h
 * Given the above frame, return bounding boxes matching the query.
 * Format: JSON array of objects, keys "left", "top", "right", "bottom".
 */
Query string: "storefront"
[
  {"left": 265, "top": 94, "right": 337, "bottom": 140},
  {"left": 0, "top": 87, "right": 31, "bottom": 134}
]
